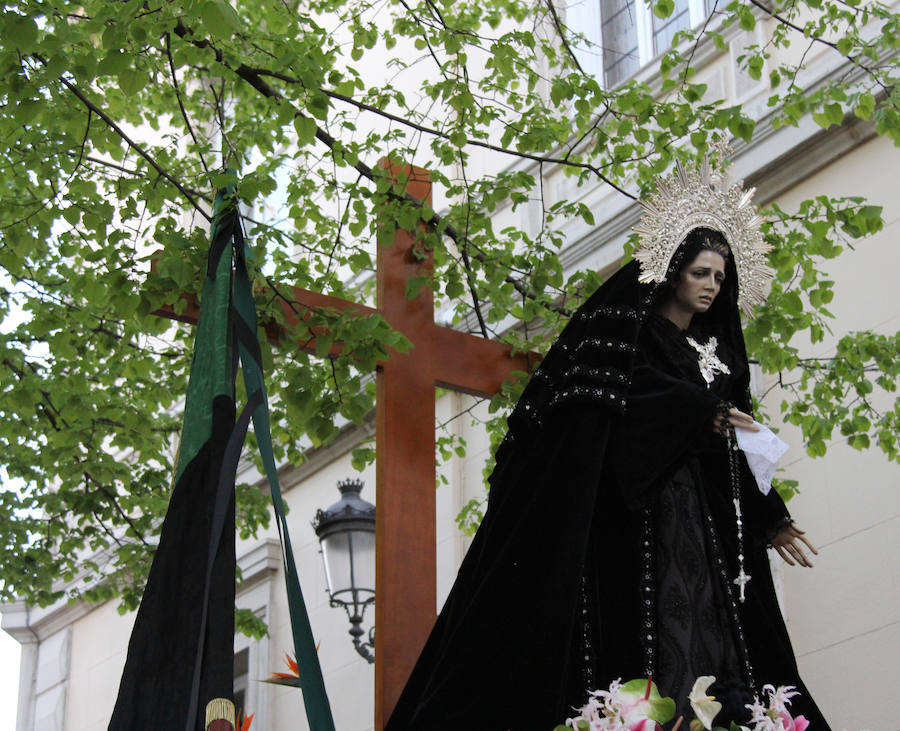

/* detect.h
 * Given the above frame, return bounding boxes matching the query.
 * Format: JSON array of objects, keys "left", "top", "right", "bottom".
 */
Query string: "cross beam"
[{"left": 153, "top": 161, "right": 534, "bottom": 729}]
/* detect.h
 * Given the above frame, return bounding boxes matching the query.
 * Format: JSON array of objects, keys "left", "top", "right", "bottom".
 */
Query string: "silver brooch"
[{"left": 686, "top": 335, "right": 731, "bottom": 386}]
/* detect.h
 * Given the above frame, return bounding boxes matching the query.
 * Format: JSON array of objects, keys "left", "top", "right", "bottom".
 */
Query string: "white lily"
[{"left": 688, "top": 676, "right": 722, "bottom": 730}]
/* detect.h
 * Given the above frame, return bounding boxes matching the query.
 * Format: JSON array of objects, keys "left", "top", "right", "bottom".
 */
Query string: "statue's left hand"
[{"left": 772, "top": 523, "right": 818, "bottom": 567}]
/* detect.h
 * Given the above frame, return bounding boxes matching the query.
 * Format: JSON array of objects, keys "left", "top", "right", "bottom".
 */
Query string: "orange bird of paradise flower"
[
  {"left": 237, "top": 709, "right": 254, "bottom": 731},
  {"left": 264, "top": 645, "right": 320, "bottom": 689}
]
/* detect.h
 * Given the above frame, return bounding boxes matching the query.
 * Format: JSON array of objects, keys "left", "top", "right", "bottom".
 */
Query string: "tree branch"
[
  {"left": 543, "top": 0, "right": 585, "bottom": 75},
  {"left": 65, "top": 108, "right": 92, "bottom": 185},
  {"left": 457, "top": 150, "right": 489, "bottom": 338},
  {"left": 171, "top": 23, "right": 574, "bottom": 317},
  {"left": 682, "top": 0, "right": 719, "bottom": 86},
  {"left": 746, "top": 0, "right": 890, "bottom": 93},
  {"left": 53, "top": 71, "right": 211, "bottom": 221},
  {"left": 82, "top": 471, "right": 152, "bottom": 549},
  {"left": 165, "top": 32, "right": 210, "bottom": 176},
  {"left": 248, "top": 65, "right": 635, "bottom": 198}
]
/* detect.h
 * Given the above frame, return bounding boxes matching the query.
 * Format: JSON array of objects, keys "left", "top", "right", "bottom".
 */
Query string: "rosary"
[
  {"left": 693, "top": 334, "right": 750, "bottom": 602},
  {"left": 726, "top": 426, "right": 751, "bottom": 602}
]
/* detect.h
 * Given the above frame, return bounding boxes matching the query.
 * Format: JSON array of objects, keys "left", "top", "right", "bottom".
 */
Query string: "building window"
[
  {"left": 234, "top": 647, "right": 250, "bottom": 719},
  {"left": 652, "top": 0, "right": 691, "bottom": 55},
  {"left": 600, "top": 0, "right": 640, "bottom": 88},
  {"left": 567, "top": 0, "right": 713, "bottom": 88}
]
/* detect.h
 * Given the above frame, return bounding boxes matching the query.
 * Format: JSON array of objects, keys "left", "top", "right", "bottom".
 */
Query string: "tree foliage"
[{"left": 1, "top": 0, "right": 898, "bottom": 608}]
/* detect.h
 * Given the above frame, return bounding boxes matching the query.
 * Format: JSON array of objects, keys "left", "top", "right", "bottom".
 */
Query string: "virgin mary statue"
[{"left": 385, "top": 153, "right": 829, "bottom": 731}]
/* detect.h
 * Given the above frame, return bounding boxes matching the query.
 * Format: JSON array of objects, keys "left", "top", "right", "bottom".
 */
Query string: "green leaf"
[
  {"left": 404, "top": 276, "right": 429, "bottom": 300},
  {"left": 210, "top": 171, "right": 240, "bottom": 189},
  {"left": 684, "top": 83, "right": 707, "bottom": 102},
  {"left": 13, "top": 99, "right": 44, "bottom": 124},
  {"left": 653, "top": 0, "right": 675, "bottom": 19},
  {"left": 445, "top": 279, "right": 465, "bottom": 299},
  {"left": 314, "top": 334, "right": 334, "bottom": 359},
  {"left": 737, "top": 4, "right": 757, "bottom": 30},
  {"left": 618, "top": 679, "right": 677, "bottom": 723},
  {"left": 854, "top": 93, "right": 875, "bottom": 120},
  {"left": 836, "top": 36, "right": 853, "bottom": 55},
  {"left": 8, "top": 14, "right": 39, "bottom": 48},
  {"left": 118, "top": 68, "right": 147, "bottom": 96},
  {"left": 293, "top": 115, "right": 318, "bottom": 146},
  {"left": 200, "top": 0, "right": 242, "bottom": 35},
  {"left": 62, "top": 207, "right": 81, "bottom": 226},
  {"left": 728, "top": 115, "right": 756, "bottom": 142},
  {"left": 98, "top": 50, "right": 130, "bottom": 76},
  {"left": 825, "top": 102, "right": 844, "bottom": 125},
  {"left": 747, "top": 56, "right": 764, "bottom": 81}
]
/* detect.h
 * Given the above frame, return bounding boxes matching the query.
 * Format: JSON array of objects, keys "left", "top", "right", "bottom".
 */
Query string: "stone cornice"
[
  {"left": 237, "top": 538, "right": 282, "bottom": 594},
  {"left": 1, "top": 538, "right": 285, "bottom": 642}
]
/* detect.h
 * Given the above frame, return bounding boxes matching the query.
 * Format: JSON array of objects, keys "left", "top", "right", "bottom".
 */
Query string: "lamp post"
[{"left": 312, "top": 478, "right": 376, "bottom": 663}]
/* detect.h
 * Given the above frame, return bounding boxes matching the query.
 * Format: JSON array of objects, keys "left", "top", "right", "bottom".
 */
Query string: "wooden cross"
[{"left": 154, "top": 161, "right": 534, "bottom": 729}]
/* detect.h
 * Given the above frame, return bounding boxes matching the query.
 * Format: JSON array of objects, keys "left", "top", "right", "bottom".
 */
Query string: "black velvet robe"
[
  {"left": 596, "top": 313, "right": 827, "bottom": 726},
  {"left": 386, "top": 259, "right": 829, "bottom": 731}
]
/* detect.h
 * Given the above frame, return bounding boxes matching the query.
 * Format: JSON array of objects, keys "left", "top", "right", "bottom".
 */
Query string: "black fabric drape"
[
  {"left": 109, "top": 395, "right": 236, "bottom": 731},
  {"left": 387, "top": 405, "right": 612, "bottom": 730},
  {"left": 111, "top": 191, "right": 242, "bottom": 731},
  {"left": 386, "top": 246, "right": 829, "bottom": 731}
]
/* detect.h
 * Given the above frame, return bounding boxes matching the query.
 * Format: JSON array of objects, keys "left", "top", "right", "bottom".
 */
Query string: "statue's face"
[{"left": 672, "top": 249, "right": 727, "bottom": 315}]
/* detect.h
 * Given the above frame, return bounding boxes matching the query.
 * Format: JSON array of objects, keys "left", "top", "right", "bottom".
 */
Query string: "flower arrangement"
[
  {"left": 555, "top": 676, "right": 809, "bottom": 731},
  {"left": 742, "top": 685, "right": 809, "bottom": 731},
  {"left": 552, "top": 677, "right": 675, "bottom": 731}
]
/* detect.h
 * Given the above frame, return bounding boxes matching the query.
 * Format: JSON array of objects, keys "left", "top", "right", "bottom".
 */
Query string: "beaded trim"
[
  {"left": 530, "top": 368, "right": 555, "bottom": 385},
  {"left": 639, "top": 508, "right": 656, "bottom": 677},
  {"left": 514, "top": 400, "right": 545, "bottom": 430},
  {"left": 579, "top": 575, "right": 595, "bottom": 692},
  {"left": 562, "top": 364, "right": 631, "bottom": 387},
  {"left": 572, "top": 338, "right": 637, "bottom": 359},
  {"left": 548, "top": 386, "right": 628, "bottom": 412},
  {"left": 574, "top": 304, "right": 644, "bottom": 324}
]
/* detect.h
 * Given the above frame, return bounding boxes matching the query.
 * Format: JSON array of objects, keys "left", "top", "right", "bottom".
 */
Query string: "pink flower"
[
  {"left": 622, "top": 720, "right": 657, "bottom": 731},
  {"left": 744, "top": 684, "right": 808, "bottom": 731},
  {"left": 779, "top": 712, "right": 809, "bottom": 731},
  {"left": 564, "top": 678, "right": 674, "bottom": 730}
]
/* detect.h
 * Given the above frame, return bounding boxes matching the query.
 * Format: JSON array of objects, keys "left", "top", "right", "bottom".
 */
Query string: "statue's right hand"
[{"left": 712, "top": 407, "right": 760, "bottom": 433}]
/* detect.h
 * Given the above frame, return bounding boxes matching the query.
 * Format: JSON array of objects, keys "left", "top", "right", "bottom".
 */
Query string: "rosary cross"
[{"left": 733, "top": 568, "right": 751, "bottom": 602}]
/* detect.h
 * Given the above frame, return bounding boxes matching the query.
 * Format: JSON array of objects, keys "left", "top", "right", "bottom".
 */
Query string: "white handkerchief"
[{"left": 734, "top": 423, "right": 789, "bottom": 496}]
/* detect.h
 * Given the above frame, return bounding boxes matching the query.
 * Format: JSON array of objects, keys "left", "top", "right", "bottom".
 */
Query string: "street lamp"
[{"left": 312, "top": 478, "right": 376, "bottom": 663}]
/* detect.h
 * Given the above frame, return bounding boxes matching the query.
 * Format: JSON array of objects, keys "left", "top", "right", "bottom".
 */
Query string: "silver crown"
[{"left": 633, "top": 144, "right": 774, "bottom": 316}]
